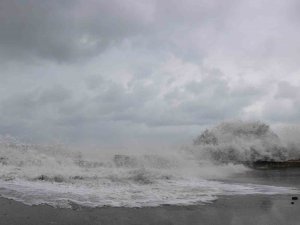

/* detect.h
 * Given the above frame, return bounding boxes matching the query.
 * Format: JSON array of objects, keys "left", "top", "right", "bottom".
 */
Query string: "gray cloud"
[
  {"left": 0, "top": 0, "right": 240, "bottom": 63},
  {"left": 0, "top": 66, "right": 266, "bottom": 145},
  {"left": 261, "top": 82, "right": 300, "bottom": 122},
  {"left": 0, "top": 0, "right": 154, "bottom": 62},
  {"left": 0, "top": 0, "right": 299, "bottom": 146}
]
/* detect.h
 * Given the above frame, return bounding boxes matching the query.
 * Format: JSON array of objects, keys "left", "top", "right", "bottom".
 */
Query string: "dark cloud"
[
  {"left": 0, "top": 0, "right": 154, "bottom": 62},
  {"left": 0, "top": 0, "right": 239, "bottom": 62},
  {"left": 0, "top": 0, "right": 299, "bottom": 145}
]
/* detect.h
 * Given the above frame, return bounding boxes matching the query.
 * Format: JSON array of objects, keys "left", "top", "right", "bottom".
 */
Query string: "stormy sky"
[{"left": 0, "top": 0, "right": 300, "bottom": 147}]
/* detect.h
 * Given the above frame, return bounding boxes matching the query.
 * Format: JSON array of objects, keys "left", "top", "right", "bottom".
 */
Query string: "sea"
[{"left": 0, "top": 121, "right": 299, "bottom": 208}]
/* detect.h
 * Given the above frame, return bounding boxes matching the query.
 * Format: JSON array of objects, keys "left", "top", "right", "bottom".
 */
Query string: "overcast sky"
[{"left": 0, "top": 0, "right": 300, "bottom": 147}]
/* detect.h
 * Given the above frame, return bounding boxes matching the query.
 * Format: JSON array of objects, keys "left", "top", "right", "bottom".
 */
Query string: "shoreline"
[
  {"left": 1, "top": 168, "right": 300, "bottom": 225},
  {"left": 1, "top": 194, "right": 299, "bottom": 225}
]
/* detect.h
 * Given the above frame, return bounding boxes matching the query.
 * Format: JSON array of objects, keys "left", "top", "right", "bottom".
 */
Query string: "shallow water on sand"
[{"left": 220, "top": 168, "right": 300, "bottom": 188}]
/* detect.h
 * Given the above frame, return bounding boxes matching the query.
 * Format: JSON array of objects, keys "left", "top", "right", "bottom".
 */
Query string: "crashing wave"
[
  {"left": 193, "top": 121, "right": 300, "bottom": 164},
  {"left": 0, "top": 122, "right": 299, "bottom": 208}
]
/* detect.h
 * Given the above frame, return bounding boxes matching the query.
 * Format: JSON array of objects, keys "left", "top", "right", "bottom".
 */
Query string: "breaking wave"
[
  {"left": 0, "top": 121, "right": 299, "bottom": 208},
  {"left": 192, "top": 121, "right": 300, "bottom": 164}
]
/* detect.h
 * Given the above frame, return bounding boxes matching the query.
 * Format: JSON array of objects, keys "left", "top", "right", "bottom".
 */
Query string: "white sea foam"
[
  {"left": 0, "top": 176, "right": 298, "bottom": 208},
  {"left": 0, "top": 121, "right": 299, "bottom": 208}
]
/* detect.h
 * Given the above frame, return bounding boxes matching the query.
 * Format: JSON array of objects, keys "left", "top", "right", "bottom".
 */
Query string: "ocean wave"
[
  {"left": 192, "top": 121, "right": 300, "bottom": 163},
  {"left": 0, "top": 121, "right": 299, "bottom": 208}
]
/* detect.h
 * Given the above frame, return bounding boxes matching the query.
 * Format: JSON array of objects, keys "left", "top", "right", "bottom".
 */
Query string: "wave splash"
[
  {"left": 192, "top": 121, "right": 300, "bottom": 164},
  {"left": 0, "top": 121, "right": 299, "bottom": 208}
]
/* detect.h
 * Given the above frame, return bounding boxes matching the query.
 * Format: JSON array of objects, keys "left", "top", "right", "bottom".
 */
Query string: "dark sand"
[
  {"left": 0, "top": 195, "right": 299, "bottom": 225},
  {"left": 1, "top": 168, "right": 300, "bottom": 225}
]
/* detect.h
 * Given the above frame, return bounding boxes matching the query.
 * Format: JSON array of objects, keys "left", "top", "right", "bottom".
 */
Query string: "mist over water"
[{"left": 0, "top": 121, "right": 299, "bottom": 208}]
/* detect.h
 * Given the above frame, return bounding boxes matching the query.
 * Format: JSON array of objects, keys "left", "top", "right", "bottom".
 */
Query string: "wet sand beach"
[{"left": 0, "top": 194, "right": 299, "bottom": 225}]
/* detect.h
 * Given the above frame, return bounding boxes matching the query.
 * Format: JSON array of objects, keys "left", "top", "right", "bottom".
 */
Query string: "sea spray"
[
  {"left": 0, "top": 121, "right": 299, "bottom": 208},
  {"left": 192, "top": 121, "right": 300, "bottom": 164}
]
